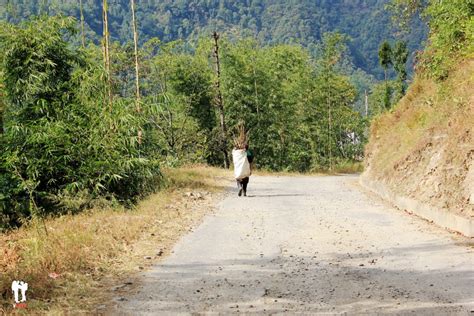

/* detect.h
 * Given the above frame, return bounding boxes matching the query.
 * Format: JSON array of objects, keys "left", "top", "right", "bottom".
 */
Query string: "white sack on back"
[{"left": 232, "top": 149, "right": 251, "bottom": 179}]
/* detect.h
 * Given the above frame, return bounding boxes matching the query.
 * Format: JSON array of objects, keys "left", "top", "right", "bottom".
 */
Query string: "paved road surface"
[{"left": 115, "top": 175, "right": 473, "bottom": 315}]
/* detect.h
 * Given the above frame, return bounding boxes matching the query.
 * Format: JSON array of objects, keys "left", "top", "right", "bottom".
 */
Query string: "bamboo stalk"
[
  {"left": 102, "top": 0, "right": 113, "bottom": 110},
  {"left": 79, "top": 0, "right": 85, "bottom": 48},
  {"left": 130, "top": 0, "right": 141, "bottom": 112}
]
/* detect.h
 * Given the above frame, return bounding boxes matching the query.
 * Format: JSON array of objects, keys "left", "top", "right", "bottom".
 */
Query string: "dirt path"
[{"left": 113, "top": 175, "right": 473, "bottom": 315}]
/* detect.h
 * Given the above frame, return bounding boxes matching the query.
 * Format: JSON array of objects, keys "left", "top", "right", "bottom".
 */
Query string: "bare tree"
[
  {"left": 327, "top": 87, "right": 332, "bottom": 171},
  {"left": 212, "top": 32, "right": 230, "bottom": 169}
]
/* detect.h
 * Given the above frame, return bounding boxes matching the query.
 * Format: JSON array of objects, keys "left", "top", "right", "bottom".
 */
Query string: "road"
[{"left": 114, "top": 175, "right": 474, "bottom": 315}]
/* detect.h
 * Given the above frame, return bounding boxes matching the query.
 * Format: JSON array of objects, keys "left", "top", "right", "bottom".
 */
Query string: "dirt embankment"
[{"left": 362, "top": 60, "right": 474, "bottom": 234}]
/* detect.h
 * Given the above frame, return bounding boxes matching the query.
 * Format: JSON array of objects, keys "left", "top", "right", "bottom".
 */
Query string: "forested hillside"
[{"left": 0, "top": 0, "right": 427, "bottom": 79}]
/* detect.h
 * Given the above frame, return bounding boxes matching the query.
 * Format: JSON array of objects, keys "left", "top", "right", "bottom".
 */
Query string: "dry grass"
[
  {"left": 366, "top": 59, "right": 473, "bottom": 179},
  {"left": 254, "top": 162, "right": 363, "bottom": 177},
  {"left": 364, "top": 59, "right": 474, "bottom": 217},
  {"left": 0, "top": 165, "right": 229, "bottom": 315},
  {"left": 0, "top": 161, "right": 363, "bottom": 314},
  {"left": 331, "top": 161, "right": 364, "bottom": 174}
]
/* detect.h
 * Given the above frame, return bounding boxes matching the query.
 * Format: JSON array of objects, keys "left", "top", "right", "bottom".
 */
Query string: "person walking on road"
[{"left": 232, "top": 143, "right": 254, "bottom": 197}]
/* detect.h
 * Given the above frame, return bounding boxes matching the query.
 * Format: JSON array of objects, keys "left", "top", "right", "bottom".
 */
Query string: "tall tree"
[
  {"left": 378, "top": 41, "right": 393, "bottom": 82},
  {"left": 212, "top": 32, "right": 230, "bottom": 169},
  {"left": 393, "top": 41, "right": 409, "bottom": 95},
  {"left": 321, "top": 33, "right": 347, "bottom": 171},
  {"left": 378, "top": 41, "right": 393, "bottom": 109}
]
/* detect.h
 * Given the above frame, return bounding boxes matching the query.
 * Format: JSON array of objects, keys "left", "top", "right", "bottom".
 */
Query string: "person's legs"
[
  {"left": 242, "top": 177, "right": 249, "bottom": 196},
  {"left": 237, "top": 179, "right": 243, "bottom": 196}
]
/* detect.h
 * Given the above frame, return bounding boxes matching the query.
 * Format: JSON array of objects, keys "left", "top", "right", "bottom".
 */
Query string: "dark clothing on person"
[
  {"left": 237, "top": 177, "right": 249, "bottom": 196},
  {"left": 247, "top": 150, "right": 254, "bottom": 164}
]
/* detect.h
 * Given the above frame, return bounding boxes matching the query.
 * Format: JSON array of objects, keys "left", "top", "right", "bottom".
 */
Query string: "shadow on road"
[
  {"left": 116, "top": 252, "right": 473, "bottom": 314},
  {"left": 245, "top": 194, "right": 308, "bottom": 198}
]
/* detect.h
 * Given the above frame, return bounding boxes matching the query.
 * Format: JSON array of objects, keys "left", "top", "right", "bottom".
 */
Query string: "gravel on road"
[{"left": 114, "top": 175, "right": 474, "bottom": 315}]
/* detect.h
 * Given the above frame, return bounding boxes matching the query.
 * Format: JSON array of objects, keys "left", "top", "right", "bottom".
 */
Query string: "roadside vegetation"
[
  {"left": 0, "top": 0, "right": 469, "bottom": 313},
  {"left": 0, "top": 14, "right": 367, "bottom": 232},
  {"left": 365, "top": 0, "right": 473, "bottom": 216},
  {"left": 0, "top": 166, "right": 229, "bottom": 313},
  {"left": 370, "top": 0, "right": 473, "bottom": 161}
]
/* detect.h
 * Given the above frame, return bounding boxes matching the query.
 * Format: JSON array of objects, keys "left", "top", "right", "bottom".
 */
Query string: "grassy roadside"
[
  {"left": 0, "top": 163, "right": 362, "bottom": 314},
  {"left": 0, "top": 165, "right": 230, "bottom": 314},
  {"left": 364, "top": 59, "right": 473, "bottom": 218},
  {"left": 367, "top": 59, "right": 473, "bottom": 180},
  {"left": 254, "top": 161, "right": 364, "bottom": 176}
]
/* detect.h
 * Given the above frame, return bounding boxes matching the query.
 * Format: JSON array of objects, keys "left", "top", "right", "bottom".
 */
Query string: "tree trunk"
[
  {"left": 102, "top": 0, "right": 112, "bottom": 110},
  {"left": 327, "top": 87, "right": 332, "bottom": 172},
  {"left": 212, "top": 32, "right": 230, "bottom": 169},
  {"left": 252, "top": 55, "right": 260, "bottom": 128},
  {"left": 384, "top": 67, "right": 390, "bottom": 109},
  {"left": 130, "top": 0, "right": 141, "bottom": 112}
]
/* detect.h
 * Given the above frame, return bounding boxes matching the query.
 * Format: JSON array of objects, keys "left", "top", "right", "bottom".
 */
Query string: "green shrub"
[
  {"left": 0, "top": 17, "right": 161, "bottom": 230},
  {"left": 420, "top": 0, "right": 474, "bottom": 79},
  {"left": 391, "top": 0, "right": 474, "bottom": 79}
]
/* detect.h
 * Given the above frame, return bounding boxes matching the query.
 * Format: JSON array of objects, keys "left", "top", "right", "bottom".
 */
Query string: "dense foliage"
[
  {"left": 366, "top": 0, "right": 474, "bottom": 113},
  {"left": 0, "top": 17, "right": 161, "bottom": 229},
  {"left": 389, "top": 0, "right": 474, "bottom": 79},
  {"left": 0, "top": 14, "right": 368, "bottom": 229},
  {"left": 5, "top": 0, "right": 468, "bottom": 229}
]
